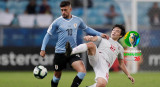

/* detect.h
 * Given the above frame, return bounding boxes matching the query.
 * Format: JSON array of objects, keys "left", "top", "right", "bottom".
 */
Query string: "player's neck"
[
  {"left": 111, "top": 38, "right": 118, "bottom": 41},
  {"left": 67, "top": 14, "right": 72, "bottom": 19},
  {"left": 63, "top": 15, "right": 72, "bottom": 20}
]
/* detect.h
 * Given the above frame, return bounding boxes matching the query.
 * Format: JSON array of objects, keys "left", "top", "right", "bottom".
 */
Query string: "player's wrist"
[
  {"left": 127, "top": 74, "right": 131, "bottom": 77},
  {"left": 88, "top": 36, "right": 93, "bottom": 40}
]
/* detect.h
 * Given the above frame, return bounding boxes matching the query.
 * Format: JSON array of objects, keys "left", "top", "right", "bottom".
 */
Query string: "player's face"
[
  {"left": 61, "top": 6, "right": 72, "bottom": 19},
  {"left": 111, "top": 27, "right": 122, "bottom": 41}
]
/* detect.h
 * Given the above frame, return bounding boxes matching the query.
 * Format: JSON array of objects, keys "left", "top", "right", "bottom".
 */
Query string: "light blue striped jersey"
[{"left": 41, "top": 15, "right": 102, "bottom": 53}]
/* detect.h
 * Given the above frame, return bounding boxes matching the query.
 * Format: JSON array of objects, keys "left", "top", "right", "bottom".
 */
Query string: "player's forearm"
[
  {"left": 119, "top": 60, "right": 130, "bottom": 76},
  {"left": 41, "top": 33, "right": 51, "bottom": 51},
  {"left": 120, "top": 63, "right": 130, "bottom": 76},
  {"left": 84, "top": 36, "right": 101, "bottom": 47},
  {"left": 89, "top": 36, "right": 98, "bottom": 42},
  {"left": 119, "top": 60, "right": 135, "bottom": 84},
  {"left": 84, "top": 36, "right": 100, "bottom": 42},
  {"left": 85, "top": 27, "right": 102, "bottom": 36}
]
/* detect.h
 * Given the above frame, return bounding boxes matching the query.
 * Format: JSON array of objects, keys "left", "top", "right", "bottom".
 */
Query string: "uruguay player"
[{"left": 40, "top": 1, "right": 109, "bottom": 87}]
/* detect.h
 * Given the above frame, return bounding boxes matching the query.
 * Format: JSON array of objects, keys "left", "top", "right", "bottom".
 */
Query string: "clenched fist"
[{"left": 40, "top": 50, "right": 46, "bottom": 58}]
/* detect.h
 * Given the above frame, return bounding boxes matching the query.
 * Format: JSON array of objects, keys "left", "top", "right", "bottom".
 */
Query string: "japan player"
[{"left": 65, "top": 24, "right": 135, "bottom": 87}]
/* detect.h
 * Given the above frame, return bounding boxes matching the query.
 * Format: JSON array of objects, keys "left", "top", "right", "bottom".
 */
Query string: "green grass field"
[{"left": 0, "top": 71, "right": 159, "bottom": 87}]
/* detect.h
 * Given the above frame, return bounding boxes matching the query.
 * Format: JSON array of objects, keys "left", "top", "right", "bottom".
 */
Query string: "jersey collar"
[
  {"left": 110, "top": 38, "right": 117, "bottom": 42},
  {"left": 61, "top": 15, "right": 74, "bottom": 22}
]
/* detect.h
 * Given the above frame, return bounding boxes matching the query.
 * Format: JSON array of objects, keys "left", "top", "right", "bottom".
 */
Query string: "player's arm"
[
  {"left": 85, "top": 27, "right": 109, "bottom": 39},
  {"left": 118, "top": 48, "right": 135, "bottom": 84},
  {"left": 79, "top": 18, "right": 109, "bottom": 39},
  {"left": 40, "top": 20, "right": 57, "bottom": 58},
  {"left": 118, "top": 59, "right": 135, "bottom": 84},
  {"left": 84, "top": 36, "right": 98, "bottom": 42},
  {"left": 40, "top": 33, "right": 52, "bottom": 57},
  {"left": 84, "top": 36, "right": 102, "bottom": 47}
]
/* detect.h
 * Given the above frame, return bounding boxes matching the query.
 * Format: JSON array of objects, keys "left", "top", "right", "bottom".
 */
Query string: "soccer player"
[
  {"left": 40, "top": 1, "right": 109, "bottom": 87},
  {"left": 65, "top": 24, "right": 135, "bottom": 87}
]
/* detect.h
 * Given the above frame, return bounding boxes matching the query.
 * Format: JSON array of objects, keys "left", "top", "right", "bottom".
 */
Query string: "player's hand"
[
  {"left": 101, "top": 33, "right": 109, "bottom": 40},
  {"left": 128, "top": 75, "right": 135, "bottom": 84},
  {"left": 84, "top": 36, "right": 93, "bottom": 41},
  {"left": 40, "top": 50, "right": 46, "bottom": 58}
]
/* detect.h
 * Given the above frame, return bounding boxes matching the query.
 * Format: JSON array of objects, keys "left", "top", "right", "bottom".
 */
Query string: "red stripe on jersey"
[
  {"left": 110, "top": 44, "right": 116, "bottom": 52},
  {"left": 106, "top": 73, "right": 109, "bottom": 80}
]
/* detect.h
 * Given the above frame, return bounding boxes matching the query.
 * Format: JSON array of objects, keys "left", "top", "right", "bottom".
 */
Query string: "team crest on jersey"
[{"left": 74, "top": 23, "right": 77, "bottom": 28}]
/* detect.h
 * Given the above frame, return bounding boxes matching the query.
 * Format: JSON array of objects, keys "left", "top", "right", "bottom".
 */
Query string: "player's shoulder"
[
  {"left": 50, "top": 16, "right": 63, "bottom": 26},
  {"left": 72, "top": 15, "right": 79, "bottom": 19},
  {"left": 54, "top": 16, "right": 63, "bottom": 22},
  {"left": 117, "top": 42, "right": 124, "bottom": 50},
  {"left": 72, "top": 15, "right": 83, "bottom": 21}
]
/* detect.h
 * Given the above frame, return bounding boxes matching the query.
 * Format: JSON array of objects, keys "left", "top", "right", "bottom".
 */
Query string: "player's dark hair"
[
  {"left": 112, "top": 24, "right": 126, "bottom": 37},
  {"left": 60, "top": 1, "right": 71, "bottom": 7}
]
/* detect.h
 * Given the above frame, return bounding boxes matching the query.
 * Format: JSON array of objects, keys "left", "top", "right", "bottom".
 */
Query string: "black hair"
[
  {"left": 60, "top": 1, "right": 71, "bottom": 7},
  {"left": 112, "top": 24, "right": 126, "bottom": 37}
]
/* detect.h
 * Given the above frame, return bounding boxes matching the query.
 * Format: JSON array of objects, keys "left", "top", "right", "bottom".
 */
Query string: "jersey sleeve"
[
  {"left": 84, "top": 27, "right": 102, "bottom": 36},
  {"left": 41, "top": 33, "right": 51, "bottom": 51},
  {"left": 79, "top": 18, "right": 102, "bottom": 36},
  {"left": 79, "top": 18, "right": 87, "bottom": 29},
  {"left": 118, "top": 46, "right": 124, "bottom": 59},
  {"left": 47, "top": 19, "right": 58, "bottom": 35},
  {"left": 93, "top": 36, "right": 102, "bottom": 47}
]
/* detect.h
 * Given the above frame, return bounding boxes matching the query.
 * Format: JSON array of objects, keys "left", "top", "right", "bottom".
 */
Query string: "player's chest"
[
  {"left": 103, "top": 39, "right": 119, "bottom": 52},
  {"left": 58, "top": 21, "right": 80, "bottom": 31}
]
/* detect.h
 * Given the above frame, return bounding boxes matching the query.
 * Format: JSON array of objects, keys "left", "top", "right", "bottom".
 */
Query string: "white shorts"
[{"left": 88, "top": 48, "right": 110, "bottom": 83}]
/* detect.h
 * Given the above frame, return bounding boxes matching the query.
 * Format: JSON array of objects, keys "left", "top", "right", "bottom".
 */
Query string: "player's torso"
[
  {"left": 55, "top": 16, "right": 81, "bottom": 53},
  {"left": 98, "top": 38, "right": 120, "bottom": 63}
]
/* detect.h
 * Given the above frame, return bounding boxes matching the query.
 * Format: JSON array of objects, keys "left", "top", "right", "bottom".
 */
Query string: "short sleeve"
[
  {"left": 118, "top": 46, "right": 124, "bottom": 59},
  {"left": 93, "top": 36, "right": 102, "bottom": 47}
]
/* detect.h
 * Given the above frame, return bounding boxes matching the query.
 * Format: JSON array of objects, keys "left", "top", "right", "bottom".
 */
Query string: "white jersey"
[
  {"left": 87, "top": 37, "right": 124, "bottom": 83},
  {"left": 97, "top": 37, "right": 124, "bottom": 67}
]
